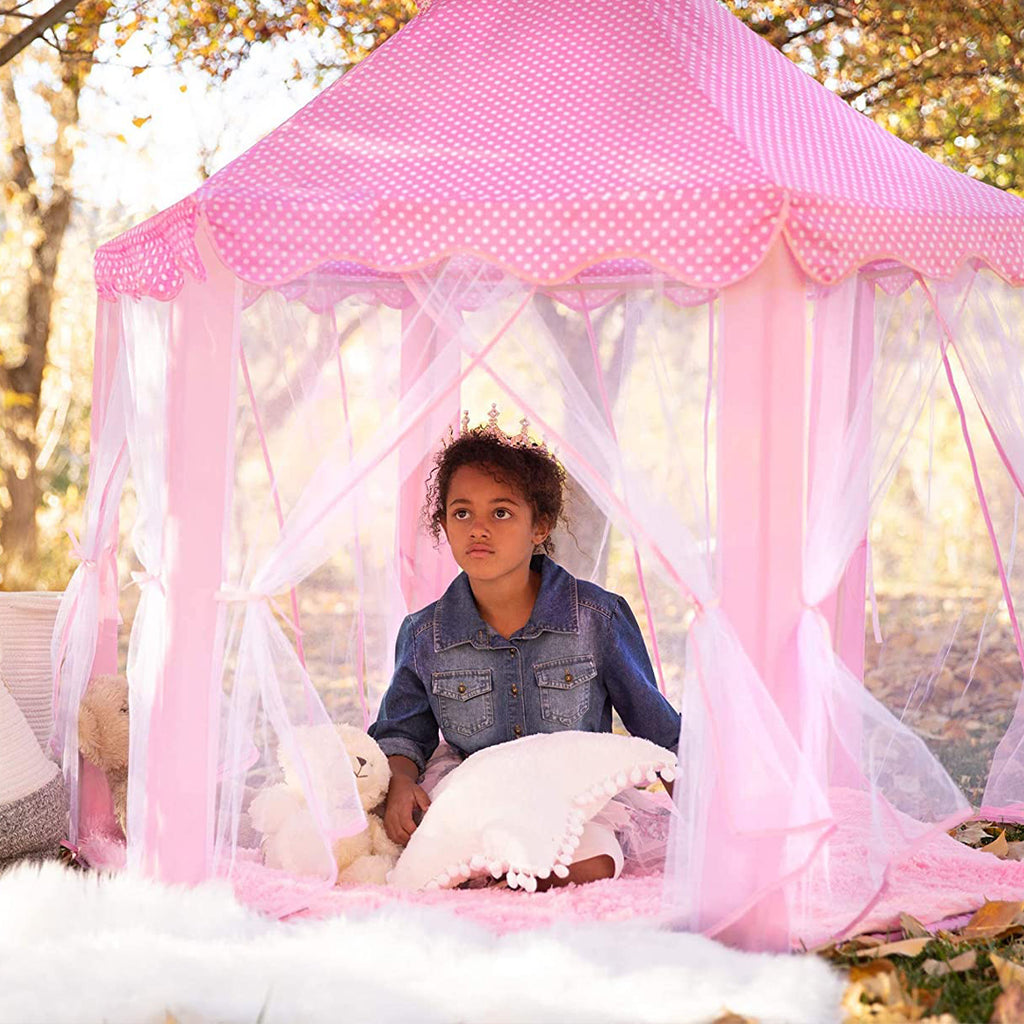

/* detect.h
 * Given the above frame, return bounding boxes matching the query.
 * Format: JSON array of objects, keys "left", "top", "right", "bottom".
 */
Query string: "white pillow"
[{"left": 389, "top": 732, "right": 677, "bottom": 892}]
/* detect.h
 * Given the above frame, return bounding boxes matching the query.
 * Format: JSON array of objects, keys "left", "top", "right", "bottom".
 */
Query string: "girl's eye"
[
  {"left": 453, "top": 509, "right": 470, "bottom": 520},
  {"left": 493, "top": 508, "right": 512, "bottom": 520}
]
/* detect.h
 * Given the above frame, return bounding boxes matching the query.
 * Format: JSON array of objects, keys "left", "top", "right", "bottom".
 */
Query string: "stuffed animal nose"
[{"left": 356, "top": 756, "right": 367, "bottom": 768}]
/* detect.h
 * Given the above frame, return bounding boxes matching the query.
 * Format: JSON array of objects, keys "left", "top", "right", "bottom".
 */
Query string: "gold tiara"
[{"left": 454, "top": 403, "right": 548, "bottom": 453}]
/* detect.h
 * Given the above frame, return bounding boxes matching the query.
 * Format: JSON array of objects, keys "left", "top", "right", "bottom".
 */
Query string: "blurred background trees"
[{"left": 0, "top": 0, "right": 1021, "bottom": 589}]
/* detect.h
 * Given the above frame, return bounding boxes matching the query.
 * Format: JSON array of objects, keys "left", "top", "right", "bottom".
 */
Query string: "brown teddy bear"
[{"left": 77, "top": 674, "right": 129, "bottom": 836}]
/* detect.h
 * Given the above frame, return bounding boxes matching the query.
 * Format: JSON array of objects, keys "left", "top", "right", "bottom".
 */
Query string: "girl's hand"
[{"left": 384, "top": 775, "right": 431, "bottom": 846}]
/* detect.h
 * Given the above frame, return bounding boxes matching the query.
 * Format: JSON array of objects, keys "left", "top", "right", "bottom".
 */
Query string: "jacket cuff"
[{"left": 376, "top": 737, "right": 428, "bottom": 775}]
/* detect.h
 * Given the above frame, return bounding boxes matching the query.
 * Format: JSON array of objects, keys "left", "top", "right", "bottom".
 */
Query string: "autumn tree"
[
  {"left": 0, "top": 0, "right": 414, "bottom": 588},
  {"left": 0, "top": 2, "right": 109, "bottom": 587}
]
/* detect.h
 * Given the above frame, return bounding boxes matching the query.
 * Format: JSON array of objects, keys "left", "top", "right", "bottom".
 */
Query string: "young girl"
[{"left": 368, "top": 409, "right": 680, "bottom": 885}]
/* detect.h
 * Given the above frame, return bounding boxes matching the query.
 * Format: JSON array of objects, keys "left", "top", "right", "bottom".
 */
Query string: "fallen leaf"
[
  {"left": 920, "top": 950, "right": 976, "bottom": 977},
  {"left": 948, "top": 949, "right": 977, "bottom": 972},
  {"left": 963, "top": 901, "right": 1024, "bottom": 940},
  {"left": 132, "top": 115, "right": 151, "bottom": 128},
  {"left": 131, "top": 65, "right": 146, "bottom": 76},
  {"left": 843, "top": 960, "right": 935, "bottom": 1022},
  {"left": 981, "top": 830, "right": 1010, "bottom": 858},
  {"left": 826, "top": 935, "right": 882, "bottom": 956},
  {"left": 950, "top": 820, "right": 993, "bottom": 845},
  {"left": 179, "top": 84, "right": 188, "bottom": 93},
  {"left": 991, "top": 984, "right": 1024, "bottom": 1024},
  {"left": 855, "top": 936, "right": 931, "bottom": 959},
  {"left": 1005, "top": 841, "right": 1024, "bottom": 862},
  {"left": 711, "top": 1014, "right": 754, "bottom": 1024},
  {"left": 900, "top": 912, "right": 930, "bottom": 938},
  {"left": 990, "top": 953, "right": 1024, "bottom": 991}
]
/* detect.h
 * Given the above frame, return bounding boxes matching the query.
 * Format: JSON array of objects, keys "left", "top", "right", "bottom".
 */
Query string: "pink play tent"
[{"left": 58, "top": 0, "right": 1024, "bottom": 949}]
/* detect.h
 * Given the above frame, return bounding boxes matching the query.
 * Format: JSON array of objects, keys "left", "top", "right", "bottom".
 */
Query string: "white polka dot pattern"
[{"left": 93, "top": 0, "right": 1024, "bottom": 301}]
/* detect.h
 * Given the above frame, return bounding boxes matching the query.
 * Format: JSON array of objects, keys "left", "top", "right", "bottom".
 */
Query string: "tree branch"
[
  {"left": 838, "top": 42, "right": 949, "bottom": 102},
  {"left": 844, "top": 61, "right": 1021, "bottom": 105},
  {"left": 749, "top": 3, "right": 857, "bottom": 47},
  {"left": 0, "top": 0, "right": 79, "bottom": 68}
]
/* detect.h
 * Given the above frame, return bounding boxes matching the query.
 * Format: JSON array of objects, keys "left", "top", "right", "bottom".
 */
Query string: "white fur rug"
[{"left": 0, "top": 863, "right": 843, "bottom": 1024}]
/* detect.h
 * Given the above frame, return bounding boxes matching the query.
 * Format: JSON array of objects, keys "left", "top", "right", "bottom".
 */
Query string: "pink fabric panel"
[
  {"left": 661, "top": 0, "right": 1024, "bottom": 283},
  {"left": 717, "top": 240, "right": 805, "bottom": 726},
  {"left": 710, "top": 241, "right": 808, "bottom": 948},
  {"left": 141, "top": 230, "right": 241, "bottom": 883},
  {"left": 93, "top": 0, "right": 1024, "bottom": 300},
  {"left": 94, "top": 199, "right": 203, "bottom": 302}
]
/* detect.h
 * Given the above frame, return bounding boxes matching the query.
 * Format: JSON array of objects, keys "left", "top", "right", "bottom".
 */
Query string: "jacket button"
[
  {"left": 564, "top": 672, "right": 573, "bottom": 683},
  {"left": 458, "top": 684, "right": 466, "bottom": 694},
  {"left": 511, "top": 685, "right": 518, "bottom": 696},
  {"left": 510, "top": 649, "right": 517, "bottom": 657},
  {"left": 514, "top": 724, "right": 523, "bottom": 737}
]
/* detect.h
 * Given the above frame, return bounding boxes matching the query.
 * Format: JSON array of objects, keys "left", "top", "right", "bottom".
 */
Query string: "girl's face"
[{"left": 442, "top": 464, "right": 549, "bottom": 583}]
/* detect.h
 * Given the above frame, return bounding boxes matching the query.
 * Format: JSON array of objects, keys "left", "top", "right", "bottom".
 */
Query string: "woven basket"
[
  {"left": 0, "top": 683, "right": 58, "bottom": 804},
  {"left": 0, "top": 591, "right": 63, "bottom": 755}
]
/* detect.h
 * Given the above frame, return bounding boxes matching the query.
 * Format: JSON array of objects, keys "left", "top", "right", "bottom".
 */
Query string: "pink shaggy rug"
[
  {"left": 79, "top": 798, "right": 1024, "bottom": 943},
  {"left": 233, "top": 858, "right": 665, "bottom": 930}
]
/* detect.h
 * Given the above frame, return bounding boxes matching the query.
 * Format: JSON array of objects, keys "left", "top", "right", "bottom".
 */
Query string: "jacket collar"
[{"left": 433, "top": 554, "right": 579, "bottom": 652}]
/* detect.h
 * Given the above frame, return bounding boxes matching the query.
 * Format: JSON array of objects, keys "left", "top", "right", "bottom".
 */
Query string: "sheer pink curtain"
[
  {"left": 50, "top": 338, "right": 129, "bottom": 843},
  {"left": 943, "top": 272, "right": 1024, "bottom": 818}
]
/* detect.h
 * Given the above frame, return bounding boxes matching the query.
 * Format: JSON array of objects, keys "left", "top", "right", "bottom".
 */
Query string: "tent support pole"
[
  {"left": 718, "top": 239, "right": 806, "bottom": 723},
  {"left": 141, "top": 228, "right": 240, "bottom": 884},
  {"left": 716, "top": 238, "right": 806, "bottom": 950}
]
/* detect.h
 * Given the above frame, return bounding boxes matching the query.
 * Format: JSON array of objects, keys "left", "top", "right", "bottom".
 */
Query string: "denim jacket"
[{"left": 369, "top": 555, "right": 681, "bottom": 773}]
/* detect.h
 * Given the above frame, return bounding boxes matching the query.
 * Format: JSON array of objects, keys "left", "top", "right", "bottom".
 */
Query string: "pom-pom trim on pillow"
[{"left": 389, "top": 732, "right": 677, "bottom": 892}]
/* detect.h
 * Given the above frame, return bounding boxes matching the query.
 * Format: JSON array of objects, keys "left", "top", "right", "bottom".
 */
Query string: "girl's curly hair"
[{"left": 424, "top": 431, "right": 567, "bottom": 553}]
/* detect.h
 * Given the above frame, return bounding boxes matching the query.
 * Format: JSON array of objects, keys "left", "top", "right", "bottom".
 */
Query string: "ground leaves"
[
  {"left": 900, "top": 914, "right": 930, "bottom": 939},
  {"left": 989, "top": 954, "right": 1024, "bottom": 1024},
  {"left": 921, "top": 951, "right": 977, "bottom": 977},
  {"left": 855, "top": 938, "right": 933, "bottom": 960},
  {"left": 842, "top": 959, "right": 943, "bottom": 1022},
  {"left": 962, "top": 902, "right": 1024, "bottom": 942},
  {"left": 979, "top": 831, "right": 1010, "bottom": 859},
  {"left": 990, "top": 984, "right": 1024, "bottom": 1023}
]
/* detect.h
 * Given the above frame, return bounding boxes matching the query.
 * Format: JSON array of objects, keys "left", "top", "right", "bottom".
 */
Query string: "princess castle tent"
[{"left": 60, "top": 0, "right": 1024, "bottom": 950}]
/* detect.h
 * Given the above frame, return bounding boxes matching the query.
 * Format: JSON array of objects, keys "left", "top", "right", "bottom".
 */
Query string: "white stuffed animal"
[{"left": 248, "top": 723, "right": 401, "bottom": 885}]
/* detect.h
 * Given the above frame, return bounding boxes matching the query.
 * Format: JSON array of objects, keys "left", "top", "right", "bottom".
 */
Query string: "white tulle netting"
[{"left": 53, "top": 254, "right": 1024, "bottom": 948}]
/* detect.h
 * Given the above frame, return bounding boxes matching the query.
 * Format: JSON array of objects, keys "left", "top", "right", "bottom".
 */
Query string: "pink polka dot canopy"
[{"left": 94, "top": 0, "right": 1024, "bottom": 302}]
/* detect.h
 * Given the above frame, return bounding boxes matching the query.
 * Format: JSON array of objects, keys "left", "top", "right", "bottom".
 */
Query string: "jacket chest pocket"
[
  {"left": 534, "top": 656, "right": 596, "bottom": 727},
  {"left": 431, "top": 670, "right": 495, "bottom": 738}
]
